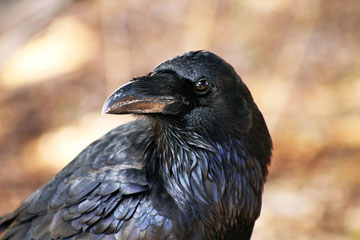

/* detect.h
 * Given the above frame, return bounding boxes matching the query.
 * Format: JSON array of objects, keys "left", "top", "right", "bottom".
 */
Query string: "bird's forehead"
[{"left": 152, "top": 51, "right": 224, "bottom": 82}]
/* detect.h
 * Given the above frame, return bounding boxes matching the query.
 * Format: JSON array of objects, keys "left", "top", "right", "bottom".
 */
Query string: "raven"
[{"left": 0, "top": 51, "right": 272, "bottom": 240}]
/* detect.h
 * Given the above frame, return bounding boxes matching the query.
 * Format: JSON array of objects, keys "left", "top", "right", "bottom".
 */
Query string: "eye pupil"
[{"left": 195, "top": 79, "right": 209, "bottom": 92}]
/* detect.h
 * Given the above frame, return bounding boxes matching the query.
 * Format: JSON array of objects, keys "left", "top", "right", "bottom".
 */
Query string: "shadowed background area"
[{"left": 0, "top": 0, "right": 359, "bottom": 239}]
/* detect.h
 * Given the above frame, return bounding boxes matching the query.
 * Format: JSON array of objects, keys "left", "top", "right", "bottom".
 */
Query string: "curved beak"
[{"left": 102, "top": 79, "right": 176, "bottom": 115}]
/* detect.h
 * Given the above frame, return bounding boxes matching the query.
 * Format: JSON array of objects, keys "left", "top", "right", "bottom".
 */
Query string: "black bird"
[{"left": 0, "top": 51, "right": 272, "bottom": 240}]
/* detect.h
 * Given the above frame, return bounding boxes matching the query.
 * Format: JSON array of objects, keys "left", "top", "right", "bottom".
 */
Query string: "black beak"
[{"left": 102, "top": 78, "right": 176, "bottom": 115}]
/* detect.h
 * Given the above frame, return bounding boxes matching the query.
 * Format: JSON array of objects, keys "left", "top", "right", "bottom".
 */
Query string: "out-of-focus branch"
[{"left": 99, "top": 0, "right": 132, "bottom": 95}]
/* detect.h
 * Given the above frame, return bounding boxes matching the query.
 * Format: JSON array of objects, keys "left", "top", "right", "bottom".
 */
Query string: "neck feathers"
[{"left": 150, "top": 120, "right": 266, "bottom": 235}]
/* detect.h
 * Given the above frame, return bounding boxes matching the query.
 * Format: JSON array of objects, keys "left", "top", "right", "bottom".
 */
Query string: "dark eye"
[{"left": 194, "top": 79, "right": 210, "bottom": 93}]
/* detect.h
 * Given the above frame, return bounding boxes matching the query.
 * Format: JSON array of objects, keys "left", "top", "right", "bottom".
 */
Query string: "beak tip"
[{"left": 101, "top": 103, "right": 111, "bottom": 115}]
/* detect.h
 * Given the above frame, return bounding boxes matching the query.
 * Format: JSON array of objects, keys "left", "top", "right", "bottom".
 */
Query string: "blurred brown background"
[{"left": 0, "top": 0, "right": 359, "bottom": 239}]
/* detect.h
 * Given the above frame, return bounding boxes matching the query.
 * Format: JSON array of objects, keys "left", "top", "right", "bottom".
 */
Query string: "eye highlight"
[{"left": 194, "top": 79, "right": 210, "bottom": 93}]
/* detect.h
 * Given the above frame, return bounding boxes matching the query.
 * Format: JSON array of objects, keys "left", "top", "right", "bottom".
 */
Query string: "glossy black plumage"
[{"left": 0, "top": 51, "right": 272, "bottom": 240}]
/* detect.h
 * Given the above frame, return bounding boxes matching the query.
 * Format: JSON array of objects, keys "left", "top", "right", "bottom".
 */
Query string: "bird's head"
[
  {"left": 105, "top": 52, "right": 269, "bottom": 159},
  {"left": 103, "top": 51, "right": 268, "bottom": 139}
]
